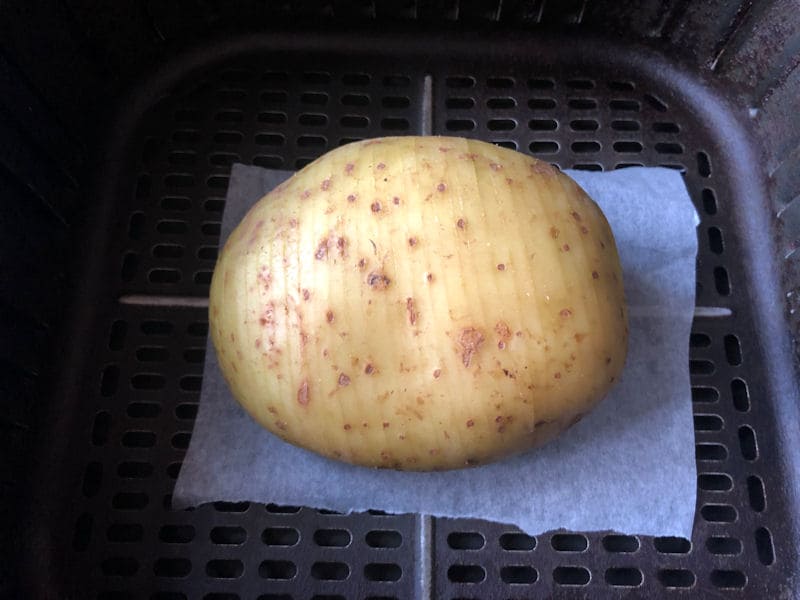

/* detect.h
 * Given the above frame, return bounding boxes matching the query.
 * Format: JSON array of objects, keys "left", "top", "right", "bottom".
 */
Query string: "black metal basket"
[{"left": 2, "top": 1, "right": 799, "bottom": 598}]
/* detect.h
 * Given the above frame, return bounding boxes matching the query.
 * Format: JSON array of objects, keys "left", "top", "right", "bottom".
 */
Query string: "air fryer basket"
[{"left": 2, "top": 2, "right": 799, "bottom": 598}]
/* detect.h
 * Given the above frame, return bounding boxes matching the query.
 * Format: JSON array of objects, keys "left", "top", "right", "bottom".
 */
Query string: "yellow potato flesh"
[{"left": 210, "top": 136, "right": 628, "bottom": 471}]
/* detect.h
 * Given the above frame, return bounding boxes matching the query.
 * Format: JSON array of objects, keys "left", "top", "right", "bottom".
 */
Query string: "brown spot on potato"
[
  {"left": 495, "top": 321, "right": 512, "bottom": 341},
  {"left": 529, "top": 160, "right": 555, "bottom": 177},
  {"left": 498, "top": 341, "right": 505, "bottom": 349},
  {"left": 371, "top": 201, "right": 381, "bottom": 213},
  {"left": 297, "top": 380, "right": 309, "bottom": 406},
  {"left": 465, "top": 458, "right": 479, "bottom": 466},
  {"left": 345, "top": 163, "right": 355, "bottom": 174},
  {"left": 315, "top": 234, "right": 347, "bottom": 260},
  {"left": 489, "top": 162, "right": 502, "bottom": 171},
  {"left": 347, "top": 193, "right": 356, "bottom": 202},
  {"left": 437, "top": 182, "right": 447, "bottom": 192},
  {"left": 257, "top": 267, "right": 272, "bottom": 290},
  {"left": 301, "top": 189, "right": 311, "bottom": 200},
  {"left": 606, "top": 356, "right": 612, "bottom": 364},
  {"left": 600, "top": 240, "right": 606, "bottom": 249},
  {"left": 336, "top": 236, "right": 347, "bottom": 257},
  {"left": 259, "top": 304, "right": 276, "bottom": 328},
  {"left": 429, "top": 448, "right": 440, "bottom": 456},
  {"left": 406, "top": 297, "right": 418, "bottom": 326},
  {"left": 302, "top": 288, "right": 311, "bottom": 301},
  {"left": 581, "top": 226, "right": 589, "bottom": 234},
  {"left": 393, "top": 196, "right": 400, "bottom": 205},
  {"left": 550, "top": 226, "right": 560, "bottom": 239},
  {"left": 367, "top": 271, "right": 391, "bottom": 290},
  {"left": 426, "top": 273, "right": 434, "bottom": 282},
  {"left": 554, "top": 372, "right": 562, "bottom": 379},
  {"left": 439, "top": 146, "right": 450, "bottom": 152},
  {"left": 433, "top": 369, "right": 441, "bottom": 379},
  {"left": 458, "top": 327, "right": 485, "bottom": 368},
  {"left": 267, "top": 406, "right": 277, "bottom": 414},
  {"left": 562, "top": 244, "right": 571, "bottom": 252},
  {"left": 456, "top": 218, "right": 466, "bottom": 229},
  {"left": 315, "top": 239, "right": 329, "bottom": 260},
  {"left": 343, "top": 423, "right": 352, "bottom": 431},
  {"left": 338, "top": 373, "right": 351, "bottom": 386},
  {"left": 497, "top": 263, "right": 506, "bottom": 271},
  {"left": 382, "top": 422, "right": 390, "bottom": 428},
  {"left": 358, "top": 258, "right": 367, "bottom": 269},
  {"left": 408, "top": 237, "right": 417, "bottom": 247},
  {"left": 255, "top": 339, "right": 261, "bottom": 348},
  {"left": 377, "top": 162, "right": 386, "bottom": 170},
  {"left": 574, "top": 333, "right": 586, "bottom": 343},
  {"left": 560, "top": 308, "right": 572, "bottom": 318},
  {"left": 364, "top": 363, "right": 374, "bottom": 375},
  {"left": 534, "top": 420, "right": 549, "bottom": 427},
  {"left": 326, "top": 310, "right": 334, "bottom": 323},
  {"left": 321, "top": 178, "right": 332, "bottom": 191},
  {"left": 275, "top": 420, "right": 287, "bottom": 431},
  {"left": 592, "top": 271, "right": 599, "bottom": 279},
  {"left": 571, "top": 210, "right": 582, "bottom": 221},
  {"left": 466, "top": 419, "right": 475, "bottom": 428}
]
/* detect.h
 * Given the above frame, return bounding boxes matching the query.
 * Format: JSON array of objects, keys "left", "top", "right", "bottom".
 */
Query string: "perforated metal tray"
[{"left": 27, "top": 31, "right": 798, "bottom": 598}]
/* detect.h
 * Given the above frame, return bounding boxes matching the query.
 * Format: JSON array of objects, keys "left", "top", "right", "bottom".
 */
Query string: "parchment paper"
[{"left": 174, "top": 163, "right": 699, "bottom": 538}]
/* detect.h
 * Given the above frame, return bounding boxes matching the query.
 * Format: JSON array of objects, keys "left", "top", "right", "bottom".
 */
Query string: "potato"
[{"left": 210, "top": 136, "right": 627, "bottom": 471}]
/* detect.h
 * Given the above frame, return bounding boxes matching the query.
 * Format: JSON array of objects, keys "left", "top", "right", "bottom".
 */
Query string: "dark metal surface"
[{"left": 19, "top": 30, "right": 799, "bottom": 598}]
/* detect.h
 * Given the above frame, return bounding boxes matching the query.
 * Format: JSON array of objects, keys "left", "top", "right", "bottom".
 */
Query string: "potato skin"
[{"left": 210, "top": 136, "right": 628, "bottom": 471}]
